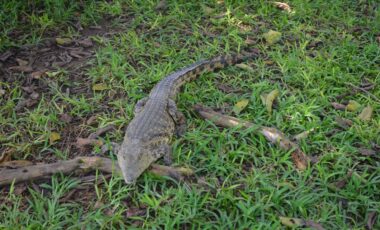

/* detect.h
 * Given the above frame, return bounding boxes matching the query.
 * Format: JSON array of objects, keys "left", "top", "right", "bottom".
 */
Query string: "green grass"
[{"left": 1, "top": 0, "right": 380, "bottom": 229}]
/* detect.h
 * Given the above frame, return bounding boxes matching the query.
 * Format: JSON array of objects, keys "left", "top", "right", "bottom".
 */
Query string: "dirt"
[{"left": 0, "top": 17, "right": 126, "bottom": 163}]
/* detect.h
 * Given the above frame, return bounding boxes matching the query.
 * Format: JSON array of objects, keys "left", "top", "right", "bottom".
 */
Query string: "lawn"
[{"left": 0, "top": 0, "right": 379, "bottom": 229}]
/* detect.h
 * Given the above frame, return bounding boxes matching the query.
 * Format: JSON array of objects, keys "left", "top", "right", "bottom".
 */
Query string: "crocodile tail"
[{"left": 167, "top": 52, "right": 258, "bottom": 97}]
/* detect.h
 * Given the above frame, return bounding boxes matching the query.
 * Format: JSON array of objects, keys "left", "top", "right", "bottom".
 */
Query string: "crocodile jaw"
[{"left": 117, "top": 140, "right": 157, "bottom": 184}]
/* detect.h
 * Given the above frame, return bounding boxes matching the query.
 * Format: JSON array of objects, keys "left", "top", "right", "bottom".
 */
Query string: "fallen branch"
[
  {"left": 0, "top": 157, "right": 193, "bottom": 186},
  {"left": 193, "top": 104, "right": 309, "bottom": 170}
]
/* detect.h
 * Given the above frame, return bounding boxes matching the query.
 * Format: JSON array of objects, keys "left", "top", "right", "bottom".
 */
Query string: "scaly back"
[{"left": 149, "top": 52, "right": 258, "bottom": 99}]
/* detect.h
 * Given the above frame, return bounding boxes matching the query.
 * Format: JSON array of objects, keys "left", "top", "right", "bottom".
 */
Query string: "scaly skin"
[{"left": 117, "top": 52, "right": 258, "bottom": 183}]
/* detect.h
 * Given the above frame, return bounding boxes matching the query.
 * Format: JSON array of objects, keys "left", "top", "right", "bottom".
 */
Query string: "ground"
[{"left": 0, "top": 0, "right": 379, "bottom": 229}]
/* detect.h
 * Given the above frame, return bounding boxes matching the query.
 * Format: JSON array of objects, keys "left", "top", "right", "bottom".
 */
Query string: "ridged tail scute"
[{"left": 167, "top": 52, "right": 258, "bottom": 97}]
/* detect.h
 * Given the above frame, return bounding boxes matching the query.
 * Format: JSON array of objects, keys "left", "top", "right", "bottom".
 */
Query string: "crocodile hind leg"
[
  {"left": 134, "top": 97, "right": 148, "bottom": 114},
  {"left": 168, "top": 99, "right": 187, "bottom": 137}
]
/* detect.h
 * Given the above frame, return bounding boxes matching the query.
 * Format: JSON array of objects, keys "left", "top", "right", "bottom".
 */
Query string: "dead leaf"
[
  {"left": 331, "top": 102, "right": 346, "bottom": 110},
  {"left": 273, "top": 2, "right": 292, "bottom": 13},
  {"left": 357, "top": 105, "right": 373, "bottom": 121},
  {"left": 330, "top": 170, "right": 353, "bottom": 190},
  {"left": 346, "top": 100, "right": 361, "bottom": 111},
  {"left": 279, "top": 217, "right": 324, "bottom": 230},
  {"left": 217, "top": 83, "right": 243, "bottom": 93},
  {"left": 261, "top": 89, "right": 280, "bottom": 114},
  {"left": 263, "top": 30, "right": 282, "bottom": 45},
  {"left": 0, "top": 148, "right": 14, "bottom": 164},
  {"left": 14, "top": 183, "right": 27, "bottom": 195},
  {"left": 86, "top": 115, "right": 98, "bottom": 125},
  {"left": 9, "top": 65, "right": 33, "bottom": 72},
  {"left": 0, "top": 87, "right": 5, "bottom": 96},
  {"left": 367, "top": 211, "right": 377, "bottom": 230},
  {"left": 155, "top": 0, "right": 168, "bottom": 11},
  {"left": 92, "top": 83, "right": 108, "bottom": 91},
  {"left": 56, "top": 37, "right": 73, "bottom": 46},
  {"left": 31, "top": 70, "right": 47, "bottom": 79},
  {"left": 335, "top": 117, "right": 353, "bottom": 129},
  {"left": 126, "top": 207, "right": 147, "bottom": 218},
  {"left": 49, "top": 132, "right": 61, "bottom": 144},
  {"left": 233, "top": 99, "right": 249, "bottom": 114},
  {"left": 77, "top": 38, "right": 93, "bottom": 47},
  {"left": 76, "top": 138, "right": 103, "bottom": 149},
  {"left": 69, "top": 50, "right": 92, "bottom": 59},
  {"left": 279, "top": 216, "right": 304, "bottom": 227},
  {"left": 21, "top": 86, "right": 35, "bottom": 93},
  {"left": 357, "top": 148, "right": 376, "bottom": 157},
  {"left": 30, "top": 92, "right": 39, "bottom": 100},
  {"left": 236, "top": 63, "right": 255, "bottom": 72},
  {"left": 16, "top": 58, "right": 28, "bottom": 66},
  {"left": 94, "top": 200, "right": 104, "bottom": 209},
  {"left": 59, "top": 113, "right": 73, "bottom": 123},
  {"left": 294, "top": 128, "right": 314, "bottom": 141}
]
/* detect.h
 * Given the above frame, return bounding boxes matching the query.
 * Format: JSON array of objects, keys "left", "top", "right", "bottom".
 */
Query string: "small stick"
[
  {"left": 345, "top": 82, "right": 380, "bottom": 103},
  {"left": 193, "top": 104, "right": 309, "bottom": 170},
  {"left": 0, "top": 157, "right": 193, "bottom": 186}
]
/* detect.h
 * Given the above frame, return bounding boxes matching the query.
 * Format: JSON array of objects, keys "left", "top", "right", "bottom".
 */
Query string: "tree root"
[
  {"left": 193, "top": 104, "right": 309, "bottom": 170},
  {"left": 0, "top": 157, "right": 193, "bottom": 186}
]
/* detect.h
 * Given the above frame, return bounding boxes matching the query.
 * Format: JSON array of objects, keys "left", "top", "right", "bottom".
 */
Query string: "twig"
[
  {"left": 193, "top": 104, "right": 309, "bottom": 170},
  {"left": 345, "top": 82, "right": 380, "bottom": 103},
  {"left": 0, "top": 157, "right": 193, "bottom": 186}
]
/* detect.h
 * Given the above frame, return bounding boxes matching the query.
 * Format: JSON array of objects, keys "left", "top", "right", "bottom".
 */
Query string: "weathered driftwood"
[
  {"left": 0, "top": 157, "right": 193, "bottom": 186},
  {"left": 193, "top": 104, "right": 309, "bottom": 170}
]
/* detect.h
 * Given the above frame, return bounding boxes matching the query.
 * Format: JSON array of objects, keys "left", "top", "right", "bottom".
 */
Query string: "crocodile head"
[{"left": 117, "top": 139, "right": 158, "bottom": 184}]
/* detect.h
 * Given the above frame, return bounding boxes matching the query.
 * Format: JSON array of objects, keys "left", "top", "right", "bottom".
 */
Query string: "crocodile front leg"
[
  {"left": 134, "top": 97, "right": 148, "bottom": 114},
  {"left": 153, "top": 144, "right": 173, "bottom": 165},
  {"left": 168, "top": 99, "right": 187, "bottom": 137}
]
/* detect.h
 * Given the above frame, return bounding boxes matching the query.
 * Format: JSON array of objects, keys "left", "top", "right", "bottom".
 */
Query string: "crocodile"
[{"left": 117, "top": 52, "right": 258, "bottom": 183}]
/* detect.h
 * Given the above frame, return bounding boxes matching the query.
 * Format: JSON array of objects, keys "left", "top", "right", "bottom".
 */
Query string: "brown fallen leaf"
[
  {"left": 261, "top": 89, "right": 280, "bottom": 114},
  {"left": 357, "top": 105, "right": 373, "bottom": 121},
  {"left": 76, "top": 138, "right": 103, "bottom": 149},
  {"left": 367, "top": 211, "right": 377, "bottom": 230},
  {"left": 59, "top": 113, "right": 73, "bottom": 123},
  {"left": 335, "top": 116, "right": 353, "bottom": 129},
  {"left": 155, "top": 0, "right": 168, "bottom": 11},
  {"left": 31, "top": 70, "right": 47, "bottom": 79},
  {"left": 279, "top": 216, "right": 324, "bottom": 230},
  {"left": 263, "top": 30, "right": 282, "bottom": 45},
  {"left": 77, "top": 38, "right": 93, "bottom": 47},
  {"left": 357, "top": 148, "right": 376, "bottom": 157},
  {"left": 273, "top": 2, "right": 292, "bottom": 13},
  {"left": 330, "top": 170, "right": 353, "bottom": 190},
  {"left": 0, "top": 148, "right": 14, "bottom": 164},
  {"left": 346, "top": 100, "right": 361, "bottom": 112},
  {"left": 9, "top": 65, "right": 33, "bottom": 73},
  {"left": 16, "top": 58, "right": 28, "bottom": 66},
  {"left": 217, "top": 83, "right": 243, "bottom": 93},
  {"left": 233, "top": 99, "right": 249, "bottom": 115},
  {"left": 126, "top": 207, "right": 147, "bottom": 218},
  {"left": 331, "top": 102, "right": 346, "bottom": 110},
  {"left": 86, "top": 115, "right": 98, "bottom": 125}
]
